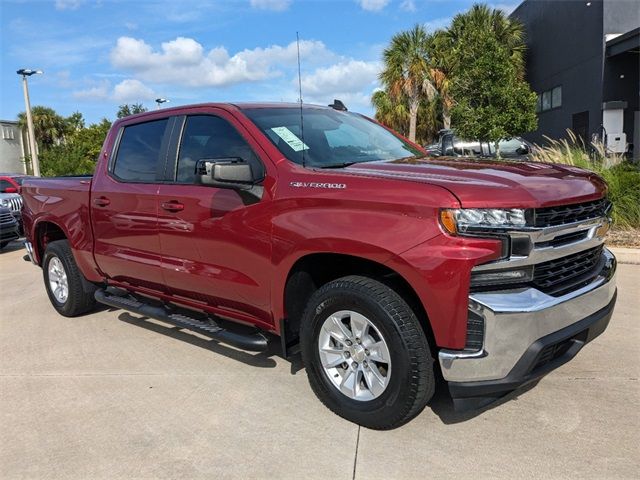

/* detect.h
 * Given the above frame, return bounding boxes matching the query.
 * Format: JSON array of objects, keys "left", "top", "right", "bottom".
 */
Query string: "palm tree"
[
  {"left": 371, "top": 89, "right": 409, "bottom": 135},
  {"left": 379, "top": 25, "right": 437, "bottom": 142},
  {"left": 427, "top": 31, "right": 454, "bottom": 130},
  {"left": 371, "top": 89, "right": 442, "bottom": 145}
]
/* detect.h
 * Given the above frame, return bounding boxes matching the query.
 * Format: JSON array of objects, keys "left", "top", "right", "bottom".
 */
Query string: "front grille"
[
  {"left": 8, "top": 196, "right": 23, "bottom": 213},
  {"left": 0, "top": 212, "right": 15, "bottom": 224},
  {"left": 534, "top": 198, "right": 610, "bottom": 227},
  {"left": 533, "top": 245, "right": 604, "bottom": 296}
]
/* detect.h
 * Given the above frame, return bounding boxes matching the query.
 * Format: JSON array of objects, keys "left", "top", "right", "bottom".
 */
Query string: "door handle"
[
  {"left": 93, "top": 196, "right": 110, "bottom": 207},
  {"left": 161, "top": 201, "right": 185, "bottom": 212}
]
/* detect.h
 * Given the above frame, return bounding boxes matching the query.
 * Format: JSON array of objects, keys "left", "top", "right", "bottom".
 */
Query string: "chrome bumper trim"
[
  {"left": 24, "top": 241, "right": 37, "bottom": 265},
  {"left": 473, "top": 216, "right": 609, "bottom": 272},
  {"left": 439, "top": 248, "right": 617, "bottom": 382}
]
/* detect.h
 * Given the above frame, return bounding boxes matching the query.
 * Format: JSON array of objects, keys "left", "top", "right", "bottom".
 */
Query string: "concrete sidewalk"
[
  {"left": 1, "top": 242, "right": 638, "bottom": 479},
  {"left": 608, "top": 246, "right": 640, "bottom": 265}
]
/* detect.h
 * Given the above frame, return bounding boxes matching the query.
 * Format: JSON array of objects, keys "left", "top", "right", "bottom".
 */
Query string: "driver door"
[{"left": 156, "top": 112, "right": 273, "bottom": 327}]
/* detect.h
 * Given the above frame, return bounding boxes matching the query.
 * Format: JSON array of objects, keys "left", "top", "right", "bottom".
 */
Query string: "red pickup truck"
[{"left": 21, "top": 103, "right": 617, "bottom": 429}]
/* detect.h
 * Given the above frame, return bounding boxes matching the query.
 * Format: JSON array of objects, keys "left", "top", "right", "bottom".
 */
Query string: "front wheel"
[
  {"left": 43, "top": 239, "right": 96, "bottom": 317},
  {"left": 300, "top": 275, "right": 435, "bottom": 430}
]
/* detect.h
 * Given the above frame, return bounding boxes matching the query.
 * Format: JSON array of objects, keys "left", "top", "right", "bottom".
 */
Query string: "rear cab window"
[{"left": 111, "top": 119, "right": 170, "bottom": 182}]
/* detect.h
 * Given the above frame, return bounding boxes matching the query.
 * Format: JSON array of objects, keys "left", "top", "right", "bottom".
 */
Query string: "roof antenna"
[{"left": 296, "top": 31, "right": 306, "bottom": 169}]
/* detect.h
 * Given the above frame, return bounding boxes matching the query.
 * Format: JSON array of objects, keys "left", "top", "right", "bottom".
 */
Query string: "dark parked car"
[
  {"left": 427, "top": 130, "right": 533, "bottom": 159},
  {"left": 0, "top": 206, "right": 20, "bottom": 250}
]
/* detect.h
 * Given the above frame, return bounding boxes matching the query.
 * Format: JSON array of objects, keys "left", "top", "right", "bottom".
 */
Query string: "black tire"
[
  {"left": 43, "top": 239, "right": 96, "bottom": 317},
  {"left": 0, "top": 241, "right": 9, "bottom": 250},
  {"left": 300, "top": 275, "right": 435, "bottom": 430}
]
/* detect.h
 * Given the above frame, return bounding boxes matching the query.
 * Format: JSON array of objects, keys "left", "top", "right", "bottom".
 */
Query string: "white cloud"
[
  {"left": 357, "top": 0, "right": 390, "bottom": 12},
  {"left": 250, "top": 0, "right": 291, "bottom": 11},
  {"left": 400, "top": 0, "right": 416, "bottom": 12},
  {"left": 110, "top": 36, "right": 333, "bottom": 87},
  {"left": 73, "top": 80, "right": 111, "bottom": 100},
  {"left": 301, "top": 60, "right": 380, "bottom": 96},
  {"left": 55, "top": 0, "right": 83, "bottom": 10},
  {"left": 73, "top": 78, "right": 155, "bottom": 103},
  {"left": 112, "top": 79, "right": 156, "bottom": 102},
  {"left": 300, "top": 60, "right": 381, "bottom": 109}
]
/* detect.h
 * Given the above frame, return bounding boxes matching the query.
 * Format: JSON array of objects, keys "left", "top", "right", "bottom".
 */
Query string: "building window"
[
  {"left": 551, "top": 86, "right": 562, "bottom": 108},
  {"left": 537, "top": 86, "right": 562, "bottom": 112},
  {"left": 2, "top": 127, "right": 15, "bottom": 140}
]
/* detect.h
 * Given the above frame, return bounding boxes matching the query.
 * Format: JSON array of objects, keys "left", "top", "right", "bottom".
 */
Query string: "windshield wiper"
[{"left": 317, "top": 162, "right": 359, "bottom": 169}]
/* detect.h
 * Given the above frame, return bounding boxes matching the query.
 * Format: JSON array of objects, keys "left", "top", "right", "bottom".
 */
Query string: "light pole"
[
  {"left": 155, "top": 98, "right": 169, "bottom": 110},
  {"left": 17, "top": 68, "right": 43, "bottom": 177}
]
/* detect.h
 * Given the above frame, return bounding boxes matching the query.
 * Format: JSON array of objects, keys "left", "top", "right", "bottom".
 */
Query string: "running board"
[{"left": 94, "top": 289, "right": 268, "bottom": 352}]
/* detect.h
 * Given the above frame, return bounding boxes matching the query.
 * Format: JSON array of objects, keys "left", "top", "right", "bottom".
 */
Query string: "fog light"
[{"left": 471, "top": 268, "right": 532, "bottom": 287}]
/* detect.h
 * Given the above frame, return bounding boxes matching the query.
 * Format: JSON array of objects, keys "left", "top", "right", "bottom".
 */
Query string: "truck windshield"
[{"left": 242, "top": 107, "right": 424, "bottom": 168}]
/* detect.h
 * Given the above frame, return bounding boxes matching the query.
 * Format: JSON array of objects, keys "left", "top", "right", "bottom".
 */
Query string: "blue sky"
[{"left": 1, "top": 0, "right": 518, "bottom": 124}]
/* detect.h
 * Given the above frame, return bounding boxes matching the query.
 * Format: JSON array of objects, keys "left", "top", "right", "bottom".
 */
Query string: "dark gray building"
[{"left": 512, "top": 0, "right": 639, "bottom": 160}]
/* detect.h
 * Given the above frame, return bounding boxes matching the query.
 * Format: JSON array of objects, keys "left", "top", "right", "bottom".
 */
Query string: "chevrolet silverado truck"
[{"left": 21, "top": 103, "right": 617, "bottom": 429}]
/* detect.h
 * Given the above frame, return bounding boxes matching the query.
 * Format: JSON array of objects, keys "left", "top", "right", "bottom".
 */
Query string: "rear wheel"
[
  {"left": 300, "top": 275, "right": 435, "bottom": 430},
  {"left": 43, "top": 240, "right": 96, "bottom": 317}
]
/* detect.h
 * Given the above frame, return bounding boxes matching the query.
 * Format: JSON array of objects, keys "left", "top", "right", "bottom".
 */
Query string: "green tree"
[
  {"left": 448, "top": 5, "right": 537, "bottom": 151},
  {"left": 17, "top": 106, "right": 68, "bottom": 149},
  {"left": 446, "top": 4, "right": 527, "bottom": 77},
  {"left": 38, "top": 118, "right": 111, "bottom": 176},
  {"left": 117, "top": 103, "right": 148, "bottom": 118},
  {"left": 379, "top": 25, "right": 437, "bottom": 142}
]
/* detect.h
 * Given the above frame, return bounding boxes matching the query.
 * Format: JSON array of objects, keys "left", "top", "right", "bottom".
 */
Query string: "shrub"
[{"left": 530, "top": 131, "right": 640, "bottom": 228}]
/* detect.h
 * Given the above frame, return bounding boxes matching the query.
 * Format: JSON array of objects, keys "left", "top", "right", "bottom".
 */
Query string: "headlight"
[
  {"left": 440, "top": 208, "right": 527, "bottom": 234},
  {"left": 0, "top": 199, "right": 9, "bottom": 208}
]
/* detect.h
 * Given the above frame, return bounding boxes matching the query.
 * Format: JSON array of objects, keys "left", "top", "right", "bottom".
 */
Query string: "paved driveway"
[{"left": 1, "top": 242, "right": 638, "bottom": 479}]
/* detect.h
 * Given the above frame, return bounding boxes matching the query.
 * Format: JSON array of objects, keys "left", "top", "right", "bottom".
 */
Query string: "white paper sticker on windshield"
[{"left": 271, "top": 126, "right": 309, "bottom": 152}]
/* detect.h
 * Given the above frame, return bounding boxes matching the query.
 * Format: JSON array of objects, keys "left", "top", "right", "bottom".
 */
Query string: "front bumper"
[{"left": 439, "top": 248, "right": 617, "bottom": 410}]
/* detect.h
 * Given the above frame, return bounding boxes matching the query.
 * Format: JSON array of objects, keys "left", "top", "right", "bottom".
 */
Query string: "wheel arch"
[
  {"left": 33, "top": 220, "right": 68, "bottom": 265},
  {"left": 279, "top": 251, "right": 436, "bottom": 353}
]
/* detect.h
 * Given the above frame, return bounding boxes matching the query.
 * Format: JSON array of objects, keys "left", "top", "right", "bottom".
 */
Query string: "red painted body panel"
[{"left": 20, "top": 102, "right": 609, "bottom": 350}]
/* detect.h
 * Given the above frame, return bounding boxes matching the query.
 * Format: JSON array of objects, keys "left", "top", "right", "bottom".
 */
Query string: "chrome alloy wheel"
[
  {"left": 318, "top": 310, "right": 392, "bottom": 401},
  {"left": 48, "top": 257, "right": 69, "bottom": 303}
]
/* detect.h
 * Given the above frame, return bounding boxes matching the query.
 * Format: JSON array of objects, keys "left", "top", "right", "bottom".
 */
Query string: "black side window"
[
  {"left": 0, "top": 179, "right": 12, "bottom": 192},
  {"left": 113, "top": 119, "right": 169, "bottom": 182},
  {"left": 176, "top": 115, "right": 263, "bottom": 184}
]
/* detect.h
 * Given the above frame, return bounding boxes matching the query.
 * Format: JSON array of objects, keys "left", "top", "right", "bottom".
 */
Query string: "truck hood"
[{"left": 346, "top": 157, "right": 607, "bottom": 208}]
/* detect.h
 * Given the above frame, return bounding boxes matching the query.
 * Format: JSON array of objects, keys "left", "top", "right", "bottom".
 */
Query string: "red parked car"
[
  {"left": 20, "top": 103, "right": 616, "bottom": 429},
  {"left": 0, "top": 173, "right": 36, "bottom": 193}
]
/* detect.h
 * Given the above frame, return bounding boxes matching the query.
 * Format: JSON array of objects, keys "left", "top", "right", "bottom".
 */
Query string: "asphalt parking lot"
[{"left": 1, "top": 240, "right": 638, "bottom": 479}]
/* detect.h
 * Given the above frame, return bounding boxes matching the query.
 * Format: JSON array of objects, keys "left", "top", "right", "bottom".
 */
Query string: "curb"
[{"left": 607, "top": 247, "right": 640, "bottom": 265}]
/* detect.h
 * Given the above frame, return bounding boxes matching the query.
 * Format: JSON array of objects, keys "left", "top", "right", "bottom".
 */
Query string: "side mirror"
[
  {"left": 196, "top": 158, "right": 257, "bottom": 189},
  {"left": 516, "top": 144, "right": 530, "bottom": 155}
]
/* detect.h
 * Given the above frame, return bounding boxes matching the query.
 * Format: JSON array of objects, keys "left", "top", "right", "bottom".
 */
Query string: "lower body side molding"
[{"left": 94, "top": 289, "right": 269, "bottom": 352}]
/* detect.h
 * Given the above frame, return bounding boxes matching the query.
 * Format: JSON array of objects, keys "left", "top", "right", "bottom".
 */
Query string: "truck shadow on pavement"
[
  {"left": 117, "top": 312, "right": 278, "bottom": 369},
  {"left": 429, "top": 377, "right": 539, "bottom": 424},
  {"left": 114, "top": 309, "right": 538, "bottom": 425}
]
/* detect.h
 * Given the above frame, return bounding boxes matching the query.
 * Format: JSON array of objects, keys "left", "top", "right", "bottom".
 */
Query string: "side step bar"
[{"left": 95, "top": 289, "right": 269, "bottom": 352}]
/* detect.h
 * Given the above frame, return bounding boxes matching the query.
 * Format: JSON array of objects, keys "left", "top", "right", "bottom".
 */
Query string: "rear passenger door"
[
  {"left": 156, "top": 111, "right": 274, "bottom": 328},
  {"left": 91, "top": 117, "right": 173, "bottom": 292}
]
